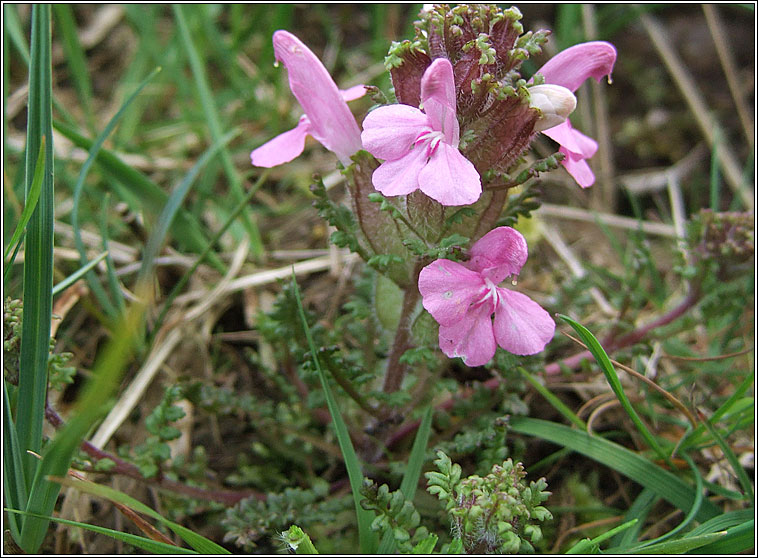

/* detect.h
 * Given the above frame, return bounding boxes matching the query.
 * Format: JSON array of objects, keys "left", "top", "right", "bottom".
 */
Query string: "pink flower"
[
  {"left": 536, "top": 41, "right": 617, "bottom": 188},
  {"left": 418, "top": 227, "right": 555, "bottom": 367},
  {"left": 251, "top": 31, "right": 365, "bottom": 168},
  {"left": 361, "top": 58, "right": 481, "bottom": 206}
]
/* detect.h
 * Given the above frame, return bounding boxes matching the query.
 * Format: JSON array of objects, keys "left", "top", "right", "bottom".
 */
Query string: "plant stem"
[{"left": 382, "top": 264, "right": 423, "bottom": 394}]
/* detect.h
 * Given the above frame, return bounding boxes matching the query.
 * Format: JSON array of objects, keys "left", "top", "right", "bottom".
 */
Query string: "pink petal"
[
  {"left": 418, "top": 143, "right": 481, "bottom": 206},
  {"left": 418, "top": 259, "right": 486, "bottom": 326},
  {"left": 371, "top": 146, "right": 428, "bottom": 197},
  {"left": 493, "top": 289, "right": 555, "bottom": 355},
  {"left": 438, "top": 303, "right": 497, "bottom": 367},
  {"left": 250, "top": 116, "right": 310, "bottom": 168},
  {"left": 341, "top": 84, "right": 367, "bottom": 102},
  {"left": 542, "top": 120, "right": 597, "bottom": 159},
  {"left": 420, "top": 58, "right": 460, "bottom": 145},
  {"left": 272, "top": 30, "right": 362, "bottom": 165},
  {"left": 561, "top": 149, "right": 596, "bottom": 188},
  {"left": 467, "top": 227, "right": 528, "bottom": 283},
  {"left": 361, "top": 104, "right": 430, "bottom": 161},
  {"left": 537, "top": 41, "right": 617, "bottom": 93}
]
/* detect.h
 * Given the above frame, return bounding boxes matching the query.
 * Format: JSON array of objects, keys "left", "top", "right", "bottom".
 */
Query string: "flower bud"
[{"left": 528, "top": 84, "right": 577, "bottom": 132}]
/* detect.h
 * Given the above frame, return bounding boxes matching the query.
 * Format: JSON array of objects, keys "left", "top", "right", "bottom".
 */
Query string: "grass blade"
[
  {"left": 51, "top": 5, "right": 95, "bottom": 132},
  {"left": 52, "top": 120, "right": 225, "bottom": 273},
  {"left": 377, "top": 405, "right": 434, "bottom": 554},
  {"left": 51, "top": 475, "right": 230, "bottom": 554},
  {"left": 70, "top": 66, "right": 162, "bottom": 320},
  {"left": 3, "top": 381, "right": 27, "bottom": 541},
  {"left": 172, "top": 5, "right": 263, "bottom": 258},
  {"left": 6, "top": 510, "right": 197, "bottom": 554},
  {"left": 507, "top": 417, "right": 722, "bottom": 522},
  {"left": 3, "top": 138, "right": 45, "bottom": 266},
  {"left": 519, "top": 366, "right": 586, "bottom": 429},
  {"left": 558, "top": 314, "right": 670, "bottom": 464},
  {"left": 20, "top": 286, "right": 149, "bottom": 553},
  {"left": 290, "top": 272, "right": 378, "bottom": 554},
  {"left": 565, "top": 518, "right": 638, "bottom": 554},
  {"left": 16, "top": 3, "right": 54, "bottom": 500},
  {"left": 689, "top": 520, "right": 754, "bottom": 555},
  {"left": 138, "top": 129, "right": 239, "bottom": 283},
  {"left": 52, "top": 252, "right": 108, "bottom": 296}
]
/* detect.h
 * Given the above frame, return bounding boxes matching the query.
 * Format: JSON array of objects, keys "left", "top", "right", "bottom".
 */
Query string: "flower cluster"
[{"left": 250, "top": 5, "right": 616, "bottom": 367}]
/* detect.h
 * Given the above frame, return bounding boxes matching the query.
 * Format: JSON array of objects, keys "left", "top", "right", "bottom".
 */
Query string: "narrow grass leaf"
[
  {"left": 519, "top": 367, "right": 586, "bottom": 429},
  {"left": 138, "top": 129, "right": 239, "bottom": 283},
  {"left": 690, "top": 520, "right": 754, "bottom": 555},
  {"left": 3, "top": 138, "right": 45, "bottom": 264},
  {"left": 6, "top": 509, "right": 197, "bottom": 554},
  {"left": 20, "top": 284, "right": 149, "bottom": 553},
  {"left": 565, "top": 518, "right": 638, "bottom": 554},
  {"left": 611, "top": 487, "right": 657, "bottom": 548},
  {"left": 2, "top": 4, "right": 30, "bottom": 65},
  {"left": 99, "top": 196, "right": 126, "bottom": 315},
  {"left": 52, "top": 120, "right": 224, "bottom": 272},
  {"left": 628, "top": 531, "right": 726, "bottom": 554},
  {"left": 3, "top": 381, "right": 27, "bottom": 541},
  {"left": 700, "top": 417, "right": 754, "bottom": 500},
  {"left": 173, "top": 5, "right": 263, "bottom": 258},
  {"left": 50, "top": 475, "right": 230, "bottom": 554},
  {"left": 378, "top": 405, "right": 434, "bottom": 554},
  {"left": 51, "top": 5, "right": 95, "bottom": 132},
  {"left": 16, "top": 5, "right": 54, "bottom": 505},
  {"left": 290, "top": 272, "right": 378, "bottom": 554},
  {"left": 148, "top": 170, "right": 268, "bottom": 345},
  {"left": 52, "top": 252, "right": 108, "bottom": 296},
  {"left": 558, "top": 314, "right": 670, "bottom": 464},
  {"left": 508, "top": 417, "right": 722, "bottom": 522},
  {"left": 70, "top": 66, "right": 162, "bottom": 320}
]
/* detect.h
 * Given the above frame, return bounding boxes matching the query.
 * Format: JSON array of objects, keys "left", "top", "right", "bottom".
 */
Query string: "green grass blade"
[
  {"left": 687, "top": 508, "right": 754, "bottom": 536},
  {"left": 138, "top": 129, "right": 239, "bottom": 283},
  {"left": 51, "top": 252, "right": 109, "bottom": 296},
  {"left": 290, "top": 272, "right": 378, "bottom": 554},
  {"left": 565, "top": 518, "right": 638, "bottom": 554},
  {"left": 378, "top": 405, "right": 434, "bottom": 554},
  {"left": 20, "top": 288, "right": 149, "bottom": 553},
  {"left": 16, "top": 3, "right": 54, "bottom": 499},
  {"left": 558, "top": 314, "right": 670, "bottom": 464},
  {"left": 629, "top": 531, "right": 726, "bottom": 554},
  {"left": 689, "top": 520, "right": 754, "bottom": 555},
  {"left": 51, "top": 5, "right": 95, "bottom": 132},
  {"left": 519, "top": 367, "right": 586, "bottom": 429},
  {"left": 700, "top": 417, "right": 754, "bottom": 501},
  {"left": 3, "top": 138, "right": 45, "bottom": 265},
  {"left": 52, "top": 120, "right": 225, "bottom": 273},
  {"left": 172, "top": 5, "right": 263, "bottom": 259},
  {"left": 6, "top": 509, "right": 197, "bottom": 554},
  {"left": 51, "top": 476, "right": 230, "bottom": 554},
  {"left": 2, "top": 4, "right": 30, "bottom": 65},
  {"left": 611, "top": 487, "right": 657, "bottom": 548},
  {"left": 99, "top": 195, "right": 126, "bottom": 315},
  {"left": 70, "top": 66, "right": 162, "bottom": 320},
  {"left": 507, "top": 417, "right": 722, "bottom": 522},
  {"left": 3, "top": 381, "right": 28, "bottom": 541}
]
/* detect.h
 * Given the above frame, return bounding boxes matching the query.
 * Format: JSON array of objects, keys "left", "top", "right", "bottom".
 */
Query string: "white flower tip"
[{"left": 529, "top": 84, "right": 577, "bottom": 133}]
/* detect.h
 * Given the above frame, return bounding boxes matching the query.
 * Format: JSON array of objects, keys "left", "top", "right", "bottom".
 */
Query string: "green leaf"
[
  {"left": 16, "top": 7, "right": 55, "bottom": 529},
  {"left": 507, "top": 417, "right": 721, "bottom": 523},
  {"left": 518, "top": 367, "right": 586, "bottom": 429},
  {"left": 558, "top": 314, "right": 670, "bottom": 464},
  {"left": 51, "top": 252, "right": 109, "bottom": 296},
  {"left": 290, "top": 272, "right": 378, "bottom": 553},
  {"left": 6, "top": 509, "right": 197, "bottom": 554},
  {"left": 565, "top": 519, "right": 638, "bottom": 554},
  {"left": 3, "top": 381, "right": 27, "bottom": 541},
  {"left": 49, "top": 476, "right": 230, "bottom": 554},
  {"left": 3, "top": 139, "right": 45, "bottom": 266}
]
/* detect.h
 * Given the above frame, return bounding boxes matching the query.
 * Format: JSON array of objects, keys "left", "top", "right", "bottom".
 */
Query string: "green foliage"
[
  {"left": 426, "top": 450, "right": 552, "bottom": 554},
  {"left": 360, "top": 479, "right": 430, "bottom": 553},
  {"left": 120, "top": 386, "right": 187, "bottom": 478}
]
